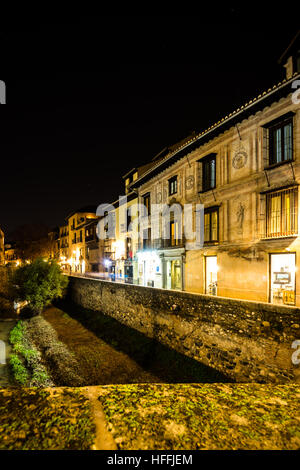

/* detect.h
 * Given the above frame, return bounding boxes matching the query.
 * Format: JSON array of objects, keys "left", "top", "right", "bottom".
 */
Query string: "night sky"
[{"left": 0, "top": 12, "right": 299, "bottom": 236}]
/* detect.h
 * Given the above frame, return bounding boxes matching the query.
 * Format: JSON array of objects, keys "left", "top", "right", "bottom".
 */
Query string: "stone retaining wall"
[{"left": 68, "top": 276, "right": 300, "bottom": 383}]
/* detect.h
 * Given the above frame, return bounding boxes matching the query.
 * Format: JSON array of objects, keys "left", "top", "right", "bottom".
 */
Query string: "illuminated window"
[
  {"left": 170, "top": 220, "right": 180, "bottom": 246},
  {"left": 204, "top": 207, "right": 219, "bottom": 243},
  {"left": 133, "top": 172, "right": 138, "bottom": 181},
  {"left": 266, "top": 187, "right": 298, "bottom": 237}
]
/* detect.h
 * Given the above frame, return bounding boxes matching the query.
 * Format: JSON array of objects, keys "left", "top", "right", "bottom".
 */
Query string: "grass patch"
[
  {"left": 9, "top": 320, "right": 53, "bottom": 387},
  {"left": 98, "top": 383, "right": 300, "bottom": 450},
  {"left": 9, "top": 354, "right": 28, "bottom": 385},
  {"left": 0, "top": 387, "right": 96, "bottom": 450},
  {"left": 23, "top": 314, "right": 85, "bottom": 386}
]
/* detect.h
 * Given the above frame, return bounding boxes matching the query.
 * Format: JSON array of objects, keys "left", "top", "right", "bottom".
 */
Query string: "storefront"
[
  {"left": 137, "top": 251, "right": 163, "bottom": 288},
  {"left": 270, "top": 253, "right": 296, "bottom": 306}
]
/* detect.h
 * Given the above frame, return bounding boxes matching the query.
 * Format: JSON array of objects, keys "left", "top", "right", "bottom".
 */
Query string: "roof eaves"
[{"left": 130, "top": 73, "right": 300, "bottom": 189}]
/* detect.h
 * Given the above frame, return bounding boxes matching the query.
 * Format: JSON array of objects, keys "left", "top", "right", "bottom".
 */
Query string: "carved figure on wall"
[{"left": 237, "top": 202, "right": 245, "bottom": 230}]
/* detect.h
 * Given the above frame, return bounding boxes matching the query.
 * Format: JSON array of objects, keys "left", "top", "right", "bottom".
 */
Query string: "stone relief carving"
[
  {"left": 232, "top": 150, "right": 248, "bottom": 169},
  {"left": 236, "top": 202, "right": 245, "bottom": 230},
  {"left": 232, "top": 136, "right": 249, "bottom": 170},
  {"left": 185, "top": 175, "right": 194, "bottom": 190}
]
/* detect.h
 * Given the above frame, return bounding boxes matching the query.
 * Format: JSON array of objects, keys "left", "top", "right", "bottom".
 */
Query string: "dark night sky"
[{"left": 0, "top": 11, "right": 299, "bottom": 236}]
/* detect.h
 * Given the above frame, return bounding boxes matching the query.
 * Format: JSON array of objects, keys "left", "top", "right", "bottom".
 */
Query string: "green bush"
[
  {"left": 9, "top": 354, "right": 29, "bottom": 385},
  {"left": 13, "top": 259, "right": 69, "bottom": 315},
  {"left": 9, "top": 321, "right": 52, "bottom": 387}
]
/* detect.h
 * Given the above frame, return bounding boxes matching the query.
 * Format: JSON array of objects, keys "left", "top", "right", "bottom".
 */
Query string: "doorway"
[
  {"left": 171, "top": 260, "right": 182, "bottom": 290},
  {"left": 205, "top": 256, "right": 218, "bottom": 295}
]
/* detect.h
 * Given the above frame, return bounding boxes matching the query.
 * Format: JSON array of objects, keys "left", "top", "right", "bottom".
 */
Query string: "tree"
[
  {"left": 9, "top": 223, "right": 54, "bottom": 262},
  {"left": 13, "top": 259, "right": 69, "bottom": 315}
]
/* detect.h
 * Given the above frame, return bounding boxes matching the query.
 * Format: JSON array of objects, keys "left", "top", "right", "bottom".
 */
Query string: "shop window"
[
  {"left": 169, "top": 176, "right": 178, "bottom": 196},
  {"left": 204, "top": 207, "right": 219, "bottom": 243},
  {"left": 270, "top": 253, "right": 295, "bottom": 306},
  {"left": 266, "top": 187, "right": 298, "bottom": 238}
]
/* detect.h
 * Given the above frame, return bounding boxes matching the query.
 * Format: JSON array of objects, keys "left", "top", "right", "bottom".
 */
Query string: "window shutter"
[
  {"left": 197, "top": 161, "right": 202, "bottom": 193},
  {"left": 262, "top": 127, "right": 269, "bottom": 168},
  {"left": 259, "top": 193, "right": 266, "bottom": 238}
]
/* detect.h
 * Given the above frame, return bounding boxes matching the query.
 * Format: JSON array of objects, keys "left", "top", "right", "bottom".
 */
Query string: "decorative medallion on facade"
[
  {"left": 185, "top": 175, "right": 194, "bottom": 190},
  {"left": 232, "top": 150, "right": 248, "bottom": 169}
]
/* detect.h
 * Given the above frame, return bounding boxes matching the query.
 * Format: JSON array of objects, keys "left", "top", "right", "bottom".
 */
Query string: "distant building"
[
  {"left": 102, "top": 164, "right": 154, "bottom": 283},
  {"left": 4, "top": 242, "right": 21, "bottom": 267},
  {"left": 48, "top": 227, "right": 60, "bottom": 260},
  {"left": 66, "top": 206, "right": 99, "bottom": 274},
  {"left": 57, "top": 223, "right": 69, "bottom": 269}
]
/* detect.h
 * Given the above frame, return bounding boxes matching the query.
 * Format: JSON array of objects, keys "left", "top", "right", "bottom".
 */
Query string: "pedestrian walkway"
[{"left": 0, "top": 320, "right": 15, "bottom": 387}]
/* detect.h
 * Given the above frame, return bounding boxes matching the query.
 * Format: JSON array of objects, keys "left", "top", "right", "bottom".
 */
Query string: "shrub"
[
  {"left": 13, "top": 259, "right": 68, "bottom": 316},
  {"left": 9, "top": 354, "right": 29, "bottom": 385},
  {"left": 9, "top": 321, "right": 53, "bottom": 387}
]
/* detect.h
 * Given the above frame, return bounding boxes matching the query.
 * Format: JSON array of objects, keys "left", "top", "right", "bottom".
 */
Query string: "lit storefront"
[
  {"left": 137, "top": 251, "right": 163, "bottom": 288},
  {"left": 136, "top": 248, "right": 184, "bottom": 290}
]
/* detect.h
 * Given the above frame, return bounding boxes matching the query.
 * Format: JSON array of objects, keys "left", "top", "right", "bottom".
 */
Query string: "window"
[
  {"left": 143, "top": 193, "right": 151, "bottom": 216},
  {"left": 126, "top": 209, "right": 132, "bottom": 231},
  {"left": 204, "top": 207, "right": 219, "bottom": 243},
  {"left": 266, "top": 187, "right": 298, "bottom": 237},
  {"left": 269, "top": 118, "right": 293, "bottom": 165},
  {"left": 126, "top": 237, "right": 132, "bottom": 259},
  {"left": 170, "top": 220, "right": 180, "bottom": 246},
  {"left": 169, "top": 176, "right": 178, "bottom": 196},
  {"left": 202, "top": 154, "right": 216, "bottom": 192},
  {"left": 264, "top": 113, "right": 294, "bottom": 166},
  {"left": 143, "top": 228, "right": 151, "bottom": 249},
  {"left": 133, "top": 172, "right": 138, "bottom": 181}
]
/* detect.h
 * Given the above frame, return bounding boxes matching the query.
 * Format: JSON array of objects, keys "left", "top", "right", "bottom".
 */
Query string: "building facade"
[
  {"left": 4, "top": 242, "right": 22, "bottom": 267},
  {"left": 66, "top": 207, "right": 99, "bottom": 274},
  {"left": 127, "top": 64, "right": 300, "bottom": 306}
]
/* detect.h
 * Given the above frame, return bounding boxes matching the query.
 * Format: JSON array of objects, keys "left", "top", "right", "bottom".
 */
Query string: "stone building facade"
[{"left": 128, "top": 66, "right": 300, "bottom": 306}]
